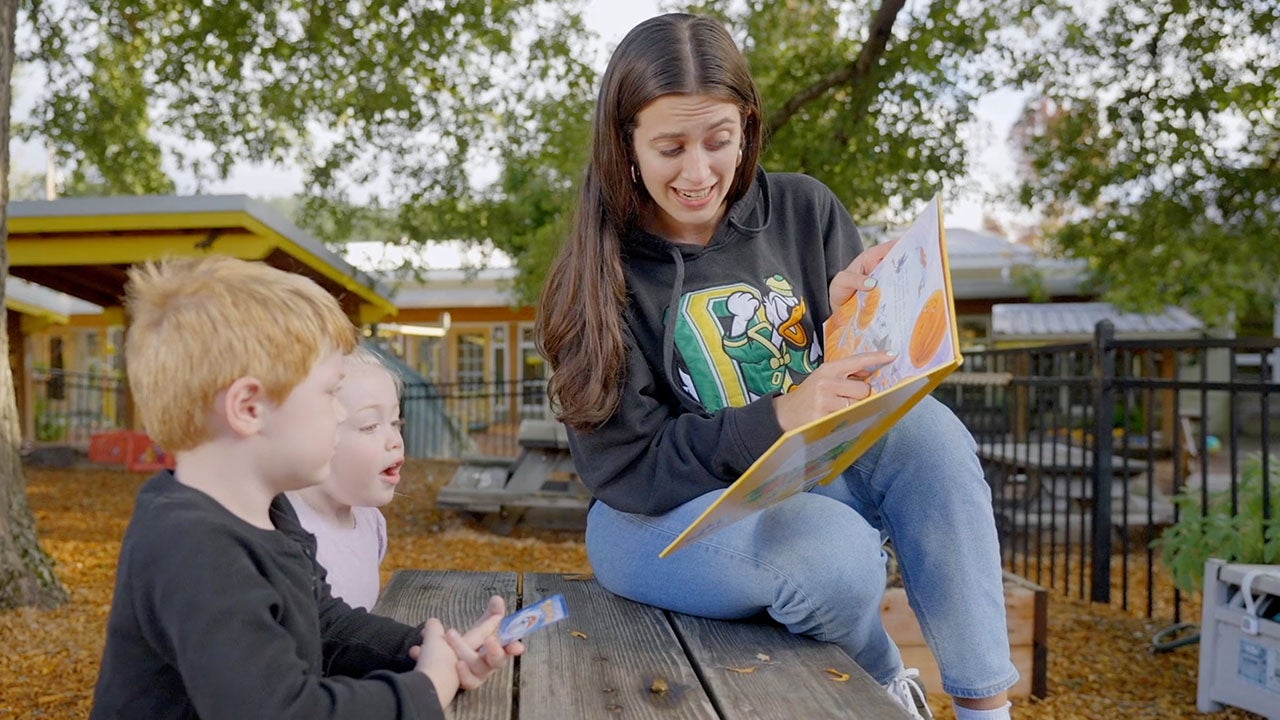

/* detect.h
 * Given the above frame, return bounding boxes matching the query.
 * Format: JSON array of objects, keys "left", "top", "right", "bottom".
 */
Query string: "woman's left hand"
[{"left": 829, "top": 237, "right": 899, "bottom": 309}]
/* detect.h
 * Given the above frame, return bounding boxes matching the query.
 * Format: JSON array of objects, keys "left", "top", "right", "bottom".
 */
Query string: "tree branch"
[{"left": 766, "top": 0, "right": 906, "bottom": 137}]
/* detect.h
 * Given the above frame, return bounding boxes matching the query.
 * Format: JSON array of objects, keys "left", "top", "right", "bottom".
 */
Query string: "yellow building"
[{"left": 7, "top": 194, "right": 396, "bottom": 447}]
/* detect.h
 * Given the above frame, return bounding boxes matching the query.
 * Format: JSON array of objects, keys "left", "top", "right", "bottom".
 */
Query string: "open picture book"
[{"left": 659, "top": 194, "right": 961, "bottom": 558}]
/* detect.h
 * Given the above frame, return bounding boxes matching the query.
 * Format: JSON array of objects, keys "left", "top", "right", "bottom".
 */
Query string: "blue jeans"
[{"left": 584, "top": 396, "right": 1019, "bottom": 699}]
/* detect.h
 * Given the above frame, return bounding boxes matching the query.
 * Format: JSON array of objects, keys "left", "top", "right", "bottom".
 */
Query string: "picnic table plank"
[
  {"left": 371, "top": 570, "right": 519, "bottom": 720},
  {"left": 668, "top": 614, "right": 912, "bottom": 720},
  {"left": 520, "top": 573, "right": 720, "bottom": 720}
]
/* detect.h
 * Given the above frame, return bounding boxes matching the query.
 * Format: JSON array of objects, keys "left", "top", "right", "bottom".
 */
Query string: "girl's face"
[
  {"left": 325, "top": 361, "right": 404, "bottom": 509},
  {"left": 632, "top": 94, "right": 743, "bottom": 246}
]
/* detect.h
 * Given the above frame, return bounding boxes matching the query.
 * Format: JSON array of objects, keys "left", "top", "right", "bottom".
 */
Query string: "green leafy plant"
[
  {"left": 1153, "top": 454, "right": 1280, "bottom": 593},
  {"left": 33, "top": 397, "right": 68, "bottom": 443}
]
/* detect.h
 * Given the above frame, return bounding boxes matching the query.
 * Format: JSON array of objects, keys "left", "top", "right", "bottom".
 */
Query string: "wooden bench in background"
[
  {"left": 438, "top": 420, "right": 591, "bottom": 534},
  {"left": 373, "top": 570, "right": 913, "bottom": 720}
]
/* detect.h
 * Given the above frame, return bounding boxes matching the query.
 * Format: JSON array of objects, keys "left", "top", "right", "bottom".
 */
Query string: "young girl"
[
  {"left": 287, "top": 346, "right": 404, "bottom": 610},
  {"left": 535, "top": 13, "right": 1016, "bottom": 720}
]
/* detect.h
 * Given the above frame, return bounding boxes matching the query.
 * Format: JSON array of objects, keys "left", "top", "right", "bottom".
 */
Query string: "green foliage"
[
  {"left": 33, "top": 396, "right": 66, "bottom": 443},
  {"left": 1153, "top": 454, "right": 1280, "bottom": 594},
  {"left": 20, "top": 0, "right": 592, "bottom": 208},
  {"left": 1012, "top": 0, "right": 1280, "bottom": 327},
  {"left": 678, "top": 0, "right": 1066, "bottom": 223},
  {"left": 1010, "top": 265, "right": 1050, "bottom": 303},
  {"left": 477, "top": 0, "right": 1075, "bottom": 294},
  {"left": 17, "top": 0, "right": 1078, "bottom": 301}
]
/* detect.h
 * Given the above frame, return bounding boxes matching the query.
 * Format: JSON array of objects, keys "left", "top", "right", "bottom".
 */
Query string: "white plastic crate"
[{"left": 1197, "top": 559, "right": 1280, "bottom": 719}]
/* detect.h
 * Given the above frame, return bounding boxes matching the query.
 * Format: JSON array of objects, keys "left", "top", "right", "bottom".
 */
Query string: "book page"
[
  {"left": 660, "top": 195, "right": 960, "bottom": 558},
  {"left": 825, "top": 196, "right": 956, "bottom": 390}
]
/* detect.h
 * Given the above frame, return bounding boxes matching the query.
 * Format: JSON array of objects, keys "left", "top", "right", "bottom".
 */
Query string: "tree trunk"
[
  {"left": 766, "top": 0, "right": 906, "bottom": 137},
  {"left": 0, "top": 0, "right": 67, "bottom": 610}
]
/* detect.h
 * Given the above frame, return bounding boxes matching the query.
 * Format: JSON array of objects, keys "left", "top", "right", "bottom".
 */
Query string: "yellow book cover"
[{"left": 660, "top": 195, "right": 961, "bottom": 558}]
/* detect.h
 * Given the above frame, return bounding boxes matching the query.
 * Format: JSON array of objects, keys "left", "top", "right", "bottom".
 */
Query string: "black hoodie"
[{"left": 566, "top": 167, "right": 864, "bottom": 516}]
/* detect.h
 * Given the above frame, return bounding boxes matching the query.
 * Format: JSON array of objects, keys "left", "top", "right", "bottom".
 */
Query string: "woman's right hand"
[{"left": 773, "top": 351, "right": 898, "bottom": 432}]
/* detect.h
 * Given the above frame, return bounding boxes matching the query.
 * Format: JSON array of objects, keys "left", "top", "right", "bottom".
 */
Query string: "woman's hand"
[
  {"left": 773, "top": 351, "right": 898, "bottom": 432},
  {"left": 829, "top": 237, "right": 899, "bottom": 309}
]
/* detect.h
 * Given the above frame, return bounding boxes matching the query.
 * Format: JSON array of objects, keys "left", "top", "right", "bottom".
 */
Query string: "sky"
[{"left": 11, "top": 1, "right": 1023, "bottom": 234}]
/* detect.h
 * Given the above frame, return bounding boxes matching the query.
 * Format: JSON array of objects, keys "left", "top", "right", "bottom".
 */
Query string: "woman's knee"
[
  {"left": 757, "top": 498, "right": 889, "bottom": 606},
  {"left": 893, "top": 396, "right": 977, "bottom": 455}
]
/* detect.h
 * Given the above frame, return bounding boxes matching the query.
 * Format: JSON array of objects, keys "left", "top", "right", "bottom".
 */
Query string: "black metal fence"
[
  {"left": 27, "top": 370, "right": 551, "bottom": 462},
  {"left": 936, "top": 322, "right": 1278, "bottom": 620},
  {"left": 28, "top": 332, "right": 1277, "bottom": 623},
  {"left": 29, "top": 368, "right": 128, "bottom": 448},
  {"left": 401, "top": 379, "right": 551, "bottom": 460}
]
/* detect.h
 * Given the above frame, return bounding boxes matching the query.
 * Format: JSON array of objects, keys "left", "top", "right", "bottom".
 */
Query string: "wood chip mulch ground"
[{"left": 0, "top": 460, "right": 1266, "bottom": 719}]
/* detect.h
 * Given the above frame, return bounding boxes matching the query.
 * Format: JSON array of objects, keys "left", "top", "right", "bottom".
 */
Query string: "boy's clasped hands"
[
  {"left": 411, "top": 595, "right": 525, "bottom": 704},
  {"left": 411, "top": 596, "right": 526, "bottom": 705}
]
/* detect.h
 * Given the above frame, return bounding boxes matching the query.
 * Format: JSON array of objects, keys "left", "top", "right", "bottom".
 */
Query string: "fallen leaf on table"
[
  {"left": 569, "top": 630, "right": 588, "bottom": 639},
  {"left": 756, "top": 653, "right": 771, "bottom": 662},
  {"left": 649, "top": 677, "right": 669, "bottom": 695},
  {"left": 825, "top": 668, "right": 851, "bottom": 682},
  {"left": 725, "top": 666, "right": 757, "bottom": 674}
]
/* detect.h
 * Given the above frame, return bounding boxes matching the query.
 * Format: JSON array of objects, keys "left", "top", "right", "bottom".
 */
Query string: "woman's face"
[{"left": 632, "top": 94, "right": 743, "bottom": 246}]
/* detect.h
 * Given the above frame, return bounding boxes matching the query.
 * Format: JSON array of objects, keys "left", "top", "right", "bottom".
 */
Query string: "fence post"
[{"left": 1091, "top": 320, "right": 1116, "bottom": 604}]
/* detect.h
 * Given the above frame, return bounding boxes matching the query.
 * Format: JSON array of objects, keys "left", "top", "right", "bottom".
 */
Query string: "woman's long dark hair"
[{"left": 535, "top": 13, "right": 764, "bottom": 431}]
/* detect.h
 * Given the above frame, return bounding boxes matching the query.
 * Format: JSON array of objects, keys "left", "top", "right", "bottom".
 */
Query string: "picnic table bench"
[
  {"left": 373, "top": 570, "right": 912, "bottom": 720},
  {"left": 438, "top": 421, "right": 591, "bottom": 534}
]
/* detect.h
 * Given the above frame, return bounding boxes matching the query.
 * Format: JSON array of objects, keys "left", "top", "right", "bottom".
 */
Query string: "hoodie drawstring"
[{"left": 662, "top": 247, "right": 704, "bottom": 414}]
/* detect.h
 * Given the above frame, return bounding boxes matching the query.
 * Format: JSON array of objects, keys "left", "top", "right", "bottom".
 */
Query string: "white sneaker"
[{"left": 883, "top": 667, "right": 934, "bottom": 719}]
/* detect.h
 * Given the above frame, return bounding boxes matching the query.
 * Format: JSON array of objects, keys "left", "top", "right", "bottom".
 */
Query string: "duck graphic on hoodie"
[{"left": 672, "top": 273, "right": 822, "bottom": 411}]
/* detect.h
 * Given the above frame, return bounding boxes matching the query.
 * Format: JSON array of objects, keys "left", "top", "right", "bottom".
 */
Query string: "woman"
[{"left": 535, "top": 13, "right": 1016, "bottom": 720}]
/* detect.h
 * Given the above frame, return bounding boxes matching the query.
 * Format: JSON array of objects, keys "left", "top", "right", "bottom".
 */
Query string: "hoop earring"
[{"left": 631, "top": 164, "right": 639, "bottom": 184}]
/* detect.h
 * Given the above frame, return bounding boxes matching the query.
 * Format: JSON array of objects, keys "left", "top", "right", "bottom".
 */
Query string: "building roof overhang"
[{"left": 8, "top": 195, "right": 397, "bottom": 324}]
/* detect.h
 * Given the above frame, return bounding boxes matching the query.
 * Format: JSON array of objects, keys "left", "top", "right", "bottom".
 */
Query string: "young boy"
[
  {"left": 286, "top": 346, "right": 404, "bottom": 609},
  {"left": 91, "top": 256, "right": 521, "bottom": 719}
]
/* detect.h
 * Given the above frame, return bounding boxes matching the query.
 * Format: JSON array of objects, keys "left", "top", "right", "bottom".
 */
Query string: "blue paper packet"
[{"left": 497, "top": 593, "right": 570, "bottom": 645}]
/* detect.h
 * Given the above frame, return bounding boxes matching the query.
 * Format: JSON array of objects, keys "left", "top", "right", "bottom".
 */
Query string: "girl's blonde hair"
[
  {"left": 125, "top": 255, "right": 358, "bottom": 451},
  {"left": 346, "top": 345, "right": 404, "bottom": 396}
]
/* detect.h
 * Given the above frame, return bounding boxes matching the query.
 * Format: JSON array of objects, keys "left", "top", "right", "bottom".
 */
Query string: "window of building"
[
  {"left": 48, "top": 336, "right": 65, "bottom": 400},
  {"left": 456, "top": 332, "right": 487, "bottom": 386},
  {"left": 518, "top": 326, "right": 548, "bottom": 419}
]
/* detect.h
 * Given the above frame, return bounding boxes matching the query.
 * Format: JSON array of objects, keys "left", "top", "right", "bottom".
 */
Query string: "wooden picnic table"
[
  {"left": 978, "top": 440, "right": 1145, "bottom": 510},
  {"left": 978, "top": 441, "right": 1143, "bottom": 475},
  {"left": 373, "top": 570, "right": 913, "bottom": 720}
]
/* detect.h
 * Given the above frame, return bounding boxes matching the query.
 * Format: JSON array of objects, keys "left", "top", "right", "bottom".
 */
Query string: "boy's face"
[
  {"left": 259, "top": 349, "right": 348, "bottom": 491},
  {"left": 325, "top": 361, "right": 404, "bottom": 508}
]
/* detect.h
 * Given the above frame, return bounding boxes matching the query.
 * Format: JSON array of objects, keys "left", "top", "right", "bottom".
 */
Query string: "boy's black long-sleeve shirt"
[{"left": 90, "top": 472, "right": 443, "bottom": 720}]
